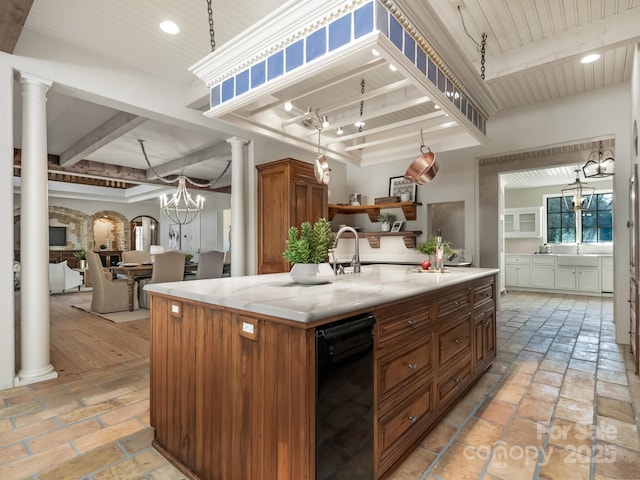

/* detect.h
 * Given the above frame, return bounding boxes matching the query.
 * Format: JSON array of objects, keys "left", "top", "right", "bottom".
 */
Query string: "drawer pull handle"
[
  {"left": 483, "top": 319, "right": 491, "bottom": 328},
  {"left": 454, "top": 338, "right": 462, "bottom": 344},
  {"left": 408, "top": 363, "right": 417, "bottom": 369},
  {"left": 408, "top": 415, "right": 417, "bottom": 424},
  {"left": 454, "top": 378, "right": 462, "bottom": 385},
  {"left": 407, "top": 320, "right": 417, "bottom": 326},
  {"left": 454, "top": 301, "right": 460, "bottom": 306}
]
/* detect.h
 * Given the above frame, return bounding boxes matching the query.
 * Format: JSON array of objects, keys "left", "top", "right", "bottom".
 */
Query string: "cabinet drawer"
[
  {"left": 473, "top": 280, "right": 494, "bottom": 311},
  {"left": 435, "top": 289, "right": 471, "bottom": 319},
  {"left": 376, "top": 300, "right": 432, "bottom": 348},
  {"left": 378, "top": 383, "right": 433, "bottom": 454},
  {"left": 435, "top": 355, "right": 472, "bottom": 409},
  {"left": 378, "top": 335, "right": 434, "bottom": 400},
  {"left": 438, "top": 315, "right": 471, "bottom": 370},
  {"left": 505, "top": 255, "right": 530, "bottom": 264}
]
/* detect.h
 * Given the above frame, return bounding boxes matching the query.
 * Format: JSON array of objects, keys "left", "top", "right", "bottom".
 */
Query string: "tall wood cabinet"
[{"left": 257, "top": 158, "right": 328, "bottom": 274}]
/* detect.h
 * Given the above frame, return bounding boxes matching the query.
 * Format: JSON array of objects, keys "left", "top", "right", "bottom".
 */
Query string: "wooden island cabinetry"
[
  {"left": 148, "top": 268, "right": 497, "bottom": 480},
  {"left": 257, "top": 158, "right": 328, "bottom": 274}
]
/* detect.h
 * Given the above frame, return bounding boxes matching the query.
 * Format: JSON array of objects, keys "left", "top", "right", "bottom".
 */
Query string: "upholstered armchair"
[
  {"left": 196, "top": 250, "right": 225, "bottom": 279},
  {"left": 87, "top": 251, "right": 137, "bottom": 313},
  {"left": 48, "top": 260, "right": 83, "bottom": 294},
  {"left": 138, "top": 251, "right": 186, "bottom": 309}
]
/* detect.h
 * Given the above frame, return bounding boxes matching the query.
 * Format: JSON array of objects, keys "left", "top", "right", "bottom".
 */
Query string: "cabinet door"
[
  {"left": 577, "top": 268, "right": 599, "bottom": 292},
  {"left": 504, "top": 213, "right": 516, "bottom": 235},
  {"left": 473, "top": 307, "right": 495, "bottom": 373},
  {"left": 602, "top": 267, "right": 614, "bottom": 293},
  {"left": 517, "top": 212, "right": 537, "bottom": 234},
  {"left": 555, "top": 267, "right": 576, "bottom": 289},
  {"left": 530, "top": 265, "right": 555, "bottom": 288},
  {"left": 516, "top": 266, "right": 530, "bottom": 286}
]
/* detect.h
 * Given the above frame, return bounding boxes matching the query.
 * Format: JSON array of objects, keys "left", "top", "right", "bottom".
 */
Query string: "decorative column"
[
  {"left": 227, "top": 136, "right": 249, "bottom": 276},
  {"left": 16, "top": 73, "right": 57, "bottom": 386}
]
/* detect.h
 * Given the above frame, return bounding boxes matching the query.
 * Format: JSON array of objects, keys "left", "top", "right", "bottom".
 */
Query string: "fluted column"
[
  {"left": 227, "top": 137, "right": 249, "bottom": 276},
  {"left": 16, "top": 73, "right": 57, "bottom": 386}
]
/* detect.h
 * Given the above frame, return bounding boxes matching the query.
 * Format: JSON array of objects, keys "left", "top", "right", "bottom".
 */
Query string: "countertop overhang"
[{"left": 145, "top": 264, "right": 499, "bottom": 323}]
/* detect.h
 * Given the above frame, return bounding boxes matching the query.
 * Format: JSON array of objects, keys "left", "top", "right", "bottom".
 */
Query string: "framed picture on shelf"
[
  {"left": 389, "top": 176, "right": 418, "bottom": 202},
  {"left": 391, "top": 221, "right": 403, "bottom": 232}
]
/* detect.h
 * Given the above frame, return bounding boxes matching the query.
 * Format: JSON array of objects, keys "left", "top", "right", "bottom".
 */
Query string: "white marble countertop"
[{"left": 145, "top": 264, "right": 499, "bottom": 324}]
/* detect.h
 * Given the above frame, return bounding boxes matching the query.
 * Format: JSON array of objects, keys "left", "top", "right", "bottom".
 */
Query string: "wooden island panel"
[{"left": 150, "top": 296, "right": 315, "bottom": 480}]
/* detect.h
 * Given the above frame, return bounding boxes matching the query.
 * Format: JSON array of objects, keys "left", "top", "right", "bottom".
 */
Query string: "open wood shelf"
[
  {"left": 332, "top": 231, "right": 422, "bottom": 249},
  {"left": 328, "top": 201, "right": 422, "bottom": 221}
]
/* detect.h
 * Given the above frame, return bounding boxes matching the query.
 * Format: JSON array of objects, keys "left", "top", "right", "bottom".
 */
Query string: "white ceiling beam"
[
  {"left": 327, "top": 110, "right": 446, "bottom": 144},
  {"left": 343, "top": 121, "right": 457, "bottom": 152},
  {"left": 59, "top": 112, "right": 147, "bottom": 167},
  {"left": 146, "top": 142, "right": 231, "bottom": 180},
  {"left": 483, "top": 9, "right": 640, "bottom": 81}
]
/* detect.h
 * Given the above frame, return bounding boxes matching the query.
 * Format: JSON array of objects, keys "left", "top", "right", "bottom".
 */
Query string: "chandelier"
[
  {"left": 138, "top": 140, "right": 230, "bottom": 225},
  {"left": 561, "top": 169, "right": 595, "bottom": 211},
  {"left": 582, "top": 141, "right": 615, "bottom": 178}
]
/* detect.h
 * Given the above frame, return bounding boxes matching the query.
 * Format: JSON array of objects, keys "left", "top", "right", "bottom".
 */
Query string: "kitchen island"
[{"left": 146, "top": 264, "right": 498, "bottom": 480}]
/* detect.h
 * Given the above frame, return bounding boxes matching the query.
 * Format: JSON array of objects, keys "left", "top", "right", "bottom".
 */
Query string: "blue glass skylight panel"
[
  {"left": 286, "top": 40, "right": 304, "bottom": 72},
  {"left": 329, "top": 13, "right": 351, "bottom": 51},
  {"left": 354, "top": 1, "right": 374, "bottom": 38},
  {"left": 221, "top": 78, "right": 234, "bottom": 102},
  {"left": 267, "top": 50, "right": 284, "bottom": 80},
  {"left": 236, "top": 69, "right": 249, "bottom": 95},
  {"left": 306, "top": 28, "right": 326, "bottom": 62},
  {"left": 251, "top": 61, "right": 266, "bottom": 88}
]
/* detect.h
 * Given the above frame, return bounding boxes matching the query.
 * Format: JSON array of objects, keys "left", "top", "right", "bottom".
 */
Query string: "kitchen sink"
[{"left": 555, "top": 254, "right": 600, "bottom": 267}]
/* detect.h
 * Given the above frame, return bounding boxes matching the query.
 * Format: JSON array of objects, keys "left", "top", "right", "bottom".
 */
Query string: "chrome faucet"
[{"left": 333, "top": 226, "right": 361, "bottom": 274}]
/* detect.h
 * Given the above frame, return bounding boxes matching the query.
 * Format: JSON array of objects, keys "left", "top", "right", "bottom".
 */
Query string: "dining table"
[{"left": 109, "top": 263, "right": 153, "bottom": 311}]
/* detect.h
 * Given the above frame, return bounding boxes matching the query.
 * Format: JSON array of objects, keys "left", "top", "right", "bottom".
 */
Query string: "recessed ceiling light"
[
  {"left": 434, "top": 104, "right": 440, "bottom": 110},
  {"left": 389, "top": 64, "right": 397, "bottom": 71},
  {"left": 371, "top": 48, "right": 380, "bottom": 56},
  {"left": 580, "top": 53, "right": 600, "bottom": 64},
  {"left": 160, "top": 21, "right": 180, "bottom": 35},
  {"left": 354, "top": 120, "right": 365, "bottom": 128},
  {"left": 284, "top": 101, "right": 293, "bottom": 111}
]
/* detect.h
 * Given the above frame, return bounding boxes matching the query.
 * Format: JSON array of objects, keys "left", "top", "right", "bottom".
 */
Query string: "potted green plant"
[
  {"left": 283, "top": 218, "right": 334, "bottom": 283},
  {"left": 418, "top": 235, "right": 453, "bottom": 257},
  {"left": 99, "top": 244, "right": 107, "bottom": 250},
  {"left": 73, "top": 249, "right": 87, "bottom": 269},
  {"left": 377, "top": 212, "right": 395, "bottom": 232},
  {"left": 185, "top": 254, "right": 194, "bottom": 264}
]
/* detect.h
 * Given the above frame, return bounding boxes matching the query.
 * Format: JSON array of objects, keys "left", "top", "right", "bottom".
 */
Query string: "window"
[{"left": 546, "top": 193, "right": 613, "bottom": 243}]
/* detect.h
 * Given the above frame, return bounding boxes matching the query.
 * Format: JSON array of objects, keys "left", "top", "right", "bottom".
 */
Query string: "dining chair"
[
  {"left": 122, "top": 250, "right": 152, "bottom": 264},
  {"left": 87, "top": 251, "right": 136, "bottom": 313},
  {"left": 196, "top": 250, "right": 225, "bottom": 279},
  {"left": 138, "top": 251, "right": 186, "bottom": 309}
]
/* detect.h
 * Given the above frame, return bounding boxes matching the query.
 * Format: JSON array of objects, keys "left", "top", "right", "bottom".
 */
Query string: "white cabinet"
[
  {"left": 504, "top": 208, "right": 542, "bottom": 238},
  {"left": 555, "top": 266, "right": 600, "bottom": 292},
  {"left": 531, "top": 256, "right": 555, "bottom": 288},
  {"left": 601, "top": 257, "right": 613, "bottom": 293},
  {"left": 505, "top": 255, "right": 530, "bottom": 287}
]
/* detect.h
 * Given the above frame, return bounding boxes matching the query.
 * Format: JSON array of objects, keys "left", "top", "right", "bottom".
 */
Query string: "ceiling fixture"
[
  {"left": 561, "top": 169, "right": 595, "bottom": 211},
  {"left": 336, "top": 127, "right": 343, "bottom": 135},
  {"left": 283, "top": 101, "right": 293, "bottom": 112},
  {"left": 159, "top": 21, "right": 180, "bottom": 35},
  {"left": 138, "top": 140, "right": 231, "bottom": 225},
  {"left": 581, "top": 53, "right": 600, "bottom": 64},
  {"left": 321, "top": 115, "right": 330, "bottom": 128},
  {"left": 358, "top": 78, "right": 366, "bottom": 132},
  {"left": 314, "top": 122, "right": 330, "bottom": 185},
  {"left": 582, "top": 141, "right": 615, "bottom": 178},
  {"left": 404, "top": 129, "right": 439, "bottom": 184}
]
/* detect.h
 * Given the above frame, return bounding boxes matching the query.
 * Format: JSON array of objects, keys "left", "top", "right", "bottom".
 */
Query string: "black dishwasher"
[{"left": 315, "top": 312, "right": 375, "bottom": 480}]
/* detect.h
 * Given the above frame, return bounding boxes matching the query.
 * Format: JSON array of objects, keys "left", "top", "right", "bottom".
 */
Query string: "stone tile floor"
[{"left": 1, "top": 292, "right": 639, "bottom": 479}]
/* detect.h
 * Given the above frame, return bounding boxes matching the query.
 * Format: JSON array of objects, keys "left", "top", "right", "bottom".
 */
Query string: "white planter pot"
[
  {"left": 381, "top": 222, "right": 391, "bottom": 232},
  {"left": 290, "top": 263, "right": 320, "bottom": 284}
]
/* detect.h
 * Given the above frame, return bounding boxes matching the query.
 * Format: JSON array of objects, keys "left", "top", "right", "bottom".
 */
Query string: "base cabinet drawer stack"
[{"left": 373, "top": 275, "right": 496, "bottom": 478}]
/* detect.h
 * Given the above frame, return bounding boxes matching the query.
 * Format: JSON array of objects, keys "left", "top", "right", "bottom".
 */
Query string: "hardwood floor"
[{"left": 14, "top": 290, "right": 150, "bottom": 378}]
